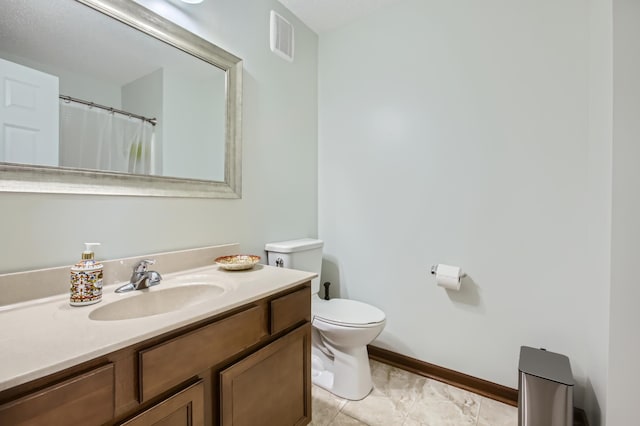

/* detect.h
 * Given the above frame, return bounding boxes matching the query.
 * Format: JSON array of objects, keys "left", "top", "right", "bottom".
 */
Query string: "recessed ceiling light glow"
[{"left": 181, "top": 0, "right": 203, "bottom": 4}]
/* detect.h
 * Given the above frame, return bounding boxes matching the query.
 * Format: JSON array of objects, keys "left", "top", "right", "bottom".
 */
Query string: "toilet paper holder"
[{"left": 430, "top": 264, "right": 467, "bottom": 277}]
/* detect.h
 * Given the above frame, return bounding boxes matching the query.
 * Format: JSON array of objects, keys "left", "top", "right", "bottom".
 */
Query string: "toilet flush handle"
[
  {"left": 275, "top": 258, "right": 284, "bottom": 267},
  {"left": 323, "top": 282, "right": 331, "bottom": 300}
]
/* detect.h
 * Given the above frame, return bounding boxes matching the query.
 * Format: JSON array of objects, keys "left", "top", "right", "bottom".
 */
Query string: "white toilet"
[{"left": 265, "top": 238, "right": 386, "bottom": 400}]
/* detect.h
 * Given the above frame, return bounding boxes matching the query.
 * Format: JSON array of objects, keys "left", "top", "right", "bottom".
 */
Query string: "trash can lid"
[{"left": 518, "top": 346, "right": 575, "bottom": 386}]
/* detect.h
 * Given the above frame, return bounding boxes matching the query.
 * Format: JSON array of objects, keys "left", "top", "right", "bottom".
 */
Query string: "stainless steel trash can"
[{"left": 518, "top": 346, "right": 574, "bottom": 426}]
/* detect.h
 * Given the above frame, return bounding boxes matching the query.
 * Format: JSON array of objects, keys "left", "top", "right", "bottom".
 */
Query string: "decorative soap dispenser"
[{"left": 70, "top": 243, "right": 104, "bottom": 306}]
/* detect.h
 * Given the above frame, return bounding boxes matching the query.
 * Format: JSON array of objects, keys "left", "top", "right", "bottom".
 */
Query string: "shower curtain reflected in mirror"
[{"left": 59, "top": 100, "right": 157, "bottom": 175}]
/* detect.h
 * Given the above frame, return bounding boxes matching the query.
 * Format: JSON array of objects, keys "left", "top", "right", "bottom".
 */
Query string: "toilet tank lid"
[{"left": 265, "top": 238, "right": 323, "bottom": 253}]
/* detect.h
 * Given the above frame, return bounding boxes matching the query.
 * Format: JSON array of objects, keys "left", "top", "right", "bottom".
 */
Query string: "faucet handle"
[
  {"left": 147, "top": 270, "right": 162, "bottom": 286},
  {"left": 133, "top": 259, "right": 156, "bottom": 273}
]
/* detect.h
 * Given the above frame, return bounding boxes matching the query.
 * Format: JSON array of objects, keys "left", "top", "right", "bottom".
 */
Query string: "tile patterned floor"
[{"left": 310, "top": 360, "right": 517, "bottom": 426}]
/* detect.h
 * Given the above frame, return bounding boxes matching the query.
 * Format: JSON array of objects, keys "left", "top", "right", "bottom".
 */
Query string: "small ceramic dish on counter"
[{"left": 215, "top": 254, "right": 261, "bottom": 271}]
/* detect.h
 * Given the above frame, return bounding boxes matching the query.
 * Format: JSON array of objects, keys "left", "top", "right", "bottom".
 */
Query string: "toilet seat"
[{"left": 313, "top": 298, "right": 385, "bottom": 328}]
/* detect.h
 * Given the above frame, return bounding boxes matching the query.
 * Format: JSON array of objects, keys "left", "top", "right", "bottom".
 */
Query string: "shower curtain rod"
[{"left": 59, "top": 95, "right": 157, "bottom": 126}]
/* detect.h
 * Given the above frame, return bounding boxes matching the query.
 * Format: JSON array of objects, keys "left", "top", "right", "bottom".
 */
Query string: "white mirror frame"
[{"left": 0, "top": 0, "right": 242, "bottom": 199}]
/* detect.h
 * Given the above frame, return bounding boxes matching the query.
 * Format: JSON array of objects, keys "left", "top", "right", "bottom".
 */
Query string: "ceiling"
[
  {"left": 277, "top": 0, "right": 404, "bottom": 34},
  {"left": 1, "top": 0, "right": 212, "bottom": 87}
]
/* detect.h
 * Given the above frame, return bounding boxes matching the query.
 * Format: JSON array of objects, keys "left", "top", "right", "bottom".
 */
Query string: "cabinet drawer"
[
  {"left": 270, "top": 286, "right": 310, "bottom": 334},
  {"left": 0, "top": 363, "right": 114, "bottom": 426},
  {"left": 139, "top": 305, "right": 267, "bottom": 402}
]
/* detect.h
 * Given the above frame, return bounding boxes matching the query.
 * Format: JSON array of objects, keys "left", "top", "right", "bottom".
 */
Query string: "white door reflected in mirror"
[{"left": 0, "top": 58, "right": 59, "bottom": 167}]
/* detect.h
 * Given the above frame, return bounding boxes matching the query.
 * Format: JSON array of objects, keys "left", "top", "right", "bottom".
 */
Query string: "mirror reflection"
[{"left": 0, "top": 0, "right": 227, "bottom": 182}]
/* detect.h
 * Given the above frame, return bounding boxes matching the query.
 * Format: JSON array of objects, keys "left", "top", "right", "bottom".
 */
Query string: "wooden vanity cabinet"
[
  {"left": 220, "top": 324, "right": 311, "bottom": 426},
  {"left": 0, "top": 282, "right": 311, "bottom": 426},
  {"left": 219, "top": 285, "right": 312, "bottom": 426}
]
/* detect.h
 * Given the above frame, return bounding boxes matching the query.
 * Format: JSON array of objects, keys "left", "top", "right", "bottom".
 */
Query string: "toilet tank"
[{"left": 265, "top": 238, "right": 323, "bottom": 294}]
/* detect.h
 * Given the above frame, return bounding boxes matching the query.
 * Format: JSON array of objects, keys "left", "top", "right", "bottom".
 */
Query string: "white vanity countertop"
[{"left": 0, "top": 264, "right": 316, "bottom": 392}]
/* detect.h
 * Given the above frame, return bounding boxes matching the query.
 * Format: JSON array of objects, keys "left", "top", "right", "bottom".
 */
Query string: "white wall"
[
  {"left": 585, "top": 0, "right": 612, "bottom": 423},
  {"left": 162, "top": 66, "right": 226, "bottom": 181},
  {"left": 319, "top": 0, "right": 605, "bottom": 415},
  {"left": 607, "top": 0, "right": 640, "bottom": 424},
  {"left": 122, "top": 68, "right": 164, "bottom": 175},
  {"left": 0, "top": 0, "right": 318, "bottom": 273}
]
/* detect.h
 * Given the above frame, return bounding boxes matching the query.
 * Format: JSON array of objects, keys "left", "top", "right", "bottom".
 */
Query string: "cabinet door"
[
  {"left": 220, "top": 324, "right": 311, "bottom": 426},
  {"left": 120, "top": 381, "right": 204, "bottom": 426}
]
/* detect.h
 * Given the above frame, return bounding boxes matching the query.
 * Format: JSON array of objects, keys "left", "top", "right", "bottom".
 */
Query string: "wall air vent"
[{"left": 270, "top": 11, "right": 294, "bottom": 62}]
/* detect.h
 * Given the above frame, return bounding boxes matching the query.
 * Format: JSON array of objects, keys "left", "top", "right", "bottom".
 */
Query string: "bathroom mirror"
[{"left": 0, "top": 0, "right": 242, "bottom": 198}]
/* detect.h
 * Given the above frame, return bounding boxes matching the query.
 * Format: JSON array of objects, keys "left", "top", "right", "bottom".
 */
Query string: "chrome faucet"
[{"left": 115, "top": 259, "right": 162, "bottom": 293}]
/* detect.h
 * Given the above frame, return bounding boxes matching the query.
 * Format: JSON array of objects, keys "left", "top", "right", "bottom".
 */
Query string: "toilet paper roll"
[{"left": 435, "top": 264, "right": 462, "bottom": 291}]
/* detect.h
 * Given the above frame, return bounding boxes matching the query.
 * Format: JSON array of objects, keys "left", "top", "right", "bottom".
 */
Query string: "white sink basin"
[{"left": 89, "top": 284, "right": 225, "bottom": 321}]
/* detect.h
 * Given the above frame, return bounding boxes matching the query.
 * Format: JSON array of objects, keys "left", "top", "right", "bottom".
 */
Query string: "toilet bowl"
[
  {"left": 311, "top": 296, "right": 386, "bottom": 400},
  {"left": 264, "top": 238, "right": 387, "bottom": 401}
]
